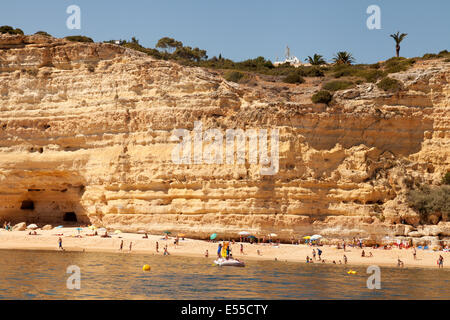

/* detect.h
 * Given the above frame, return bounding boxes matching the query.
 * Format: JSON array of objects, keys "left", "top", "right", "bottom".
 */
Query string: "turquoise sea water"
[{"left": 0, "top": 249, "right": 449, "bottom": 299}]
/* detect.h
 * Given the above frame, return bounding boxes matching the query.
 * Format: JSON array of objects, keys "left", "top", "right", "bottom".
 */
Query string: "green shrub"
[
  {"left": 422, "top": 53, "right": 438, "bottom": 60},
  {"left": 442, "top": 172, "right": 450, "bottom": 185},
  {"left": 224, "top": 71, "right": 245, "bottom": 83},
  {"left": 333, "top": 65, "right": 354, "bottom": 78},
  {"left": 0, "top": 25, "right": 24, "bottom": 35},
  {"left": 407, "top": 185, "right": 450, "bottom": 222},
  {"left": 377, "top": 77, "right": 402, "bottom": 92},
  {"left": 323, "top": 80, "right": 354, "bottom": 92},
  {"left": 438, "top": 51, "right": 450, "bottom": 58},
  {"left": 65, "top": 35, "right": 94, "bottom": 43},
  {"left": 383, "top": 57, "right": 415, "bottom": 74},
  {"left": 358, "top": 69, "right": 386, "bottom": 83},
  {"left": 311, "top": 90, "right": 333, "bottom": 104},
  {"left": 297, "top": 66, "right": 324, "bottom": 77},
  {"left": 283, "top": 72, "right": 305, "bottom": 84},
  {"left": 35, "top": 31, "right": 51, "bottom": 37}
]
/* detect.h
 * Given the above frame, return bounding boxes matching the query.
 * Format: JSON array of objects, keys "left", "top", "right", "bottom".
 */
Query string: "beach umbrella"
[
  {"left": 238, "top": 231, "right": 250, "bottom": 236},
  {"left": 88, "top": 226, "right": 97, "bottom": 230},
  {"left": 27, "top": 224, "right": 38, "bottom": 230},
  {"left": 210, "top": 233, "right": 217, "bottom": 240},
  {"left": 268, "top": 233, "right": 277, "bottom": 237},
  {"left": 114, "top": 230, "right": 122, "bottom": 234},
  {"left": 247, "top": 235, "right": 256, "bottom": 239},
  {"left": 178, "top": 233, "right": 186, "bottom": 237},
  {"left": 163, "top": 231, "right": 171, "bottom": 235},
  {"left": 55, "top": 225, "right": 63, "bottom": 229},
  {"left": 310, "top": 235, "right": 322, "bottom": 241},
  {"left": 303, "top": 236, "right": 311, "bottom": 239}
]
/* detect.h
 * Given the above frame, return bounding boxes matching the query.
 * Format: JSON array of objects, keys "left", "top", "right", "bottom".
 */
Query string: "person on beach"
[
  {"left": 119, "top": 240, "right": 123, "bottom": 251},
  {"left": 343, "top": 241, "right": 346, "bottom": 252},
  {"left": 397, "top": 258, "right": 404, "bottom": 268},
  {"left": 163, "top": 245, "right": 170, "bottom": 256},
  {"left": 142, "top": 233, "right": 148, "bottom": 239},
  {"left": 129, "top": 242, "right": 132, "bottom": 252},
  {"left": 58, "top": 237, "right": 64, "bottom": 251},
  {"left": 438, "top": 255, "right": 444, "bottom": 268},
  {"left": 361, "top": 250, "right": 365, "bottom": 257},
  {"left": 306, "top": 256, "right": 310, "bottom": 263},
  {"left": 343, "top": 255, "right": 347, "bottom": 264},
  {"left": 312, "top": 249, "right": 316, "bottom": 260},
  {"left": 413, "top": 247, "right": 417, "bottom": 260},
  {"left": 317, "top": 248, "right": 322, "bottom": 261},
  {"left": 217, "top": 243, "right": 222, "bottom": 258},
  {"left": 205, "top": 250, "right": 209, "bottom": 258},
  {"left": 257, "top": 249, "right": 261, "bottom": 256},
  {"left": 156, "top": 241, "right": 159, "bottom": 253},
  {"left": 240, "top": 244, "right": 244, "bottom": 255}
]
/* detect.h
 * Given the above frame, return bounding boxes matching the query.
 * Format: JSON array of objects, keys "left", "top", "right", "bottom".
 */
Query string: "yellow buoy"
[{"left": 143, "top": 264, "right": 151, "bottom": 271}]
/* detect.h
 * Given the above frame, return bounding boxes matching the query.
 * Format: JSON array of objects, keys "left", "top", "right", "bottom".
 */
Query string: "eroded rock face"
[{"left": 0, "top": 35, "right": 449, "bottom": 240}]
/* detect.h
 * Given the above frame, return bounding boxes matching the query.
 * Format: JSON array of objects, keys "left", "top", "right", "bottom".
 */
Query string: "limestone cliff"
[{"left": 0, "top": 34, "right": 449, "bottom": 243}]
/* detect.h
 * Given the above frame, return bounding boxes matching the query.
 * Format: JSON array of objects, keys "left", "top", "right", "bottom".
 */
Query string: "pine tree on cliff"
[{"left": 390, "top": 32, "right": 408, "bottom": 58}]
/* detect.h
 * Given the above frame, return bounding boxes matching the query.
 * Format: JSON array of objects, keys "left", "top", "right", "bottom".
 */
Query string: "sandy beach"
[{"left": 1, "top": 227, "right": 448, "bottom": 270}]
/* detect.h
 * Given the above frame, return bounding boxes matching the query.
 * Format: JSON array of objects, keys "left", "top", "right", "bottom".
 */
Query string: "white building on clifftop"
[{"left": 274, "top": 45, "right": 309, "bottom": 67}]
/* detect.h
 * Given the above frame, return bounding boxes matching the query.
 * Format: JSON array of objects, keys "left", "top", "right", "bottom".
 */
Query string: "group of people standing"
[{"left": 2, "top": 222, "right": 12, "bottom": 231}]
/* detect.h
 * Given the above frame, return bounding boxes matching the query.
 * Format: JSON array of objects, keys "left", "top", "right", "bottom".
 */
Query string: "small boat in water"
[{"left": 214, "top": 257, "right": 245, "bottom": 267}]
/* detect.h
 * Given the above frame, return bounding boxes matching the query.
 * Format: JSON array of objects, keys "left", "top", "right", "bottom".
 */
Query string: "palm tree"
[
  {"left": 390, "top": 32, "right": 407, "bottom": 57},
  {"left": 332, "top": 51, "right": 355, "bottom": 65},
  {"left": 305, "top": 54, "right": 326, "bottom": 65}
]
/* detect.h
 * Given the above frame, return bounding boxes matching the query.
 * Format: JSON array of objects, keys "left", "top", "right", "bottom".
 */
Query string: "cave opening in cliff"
[
  {"left": 20, "top": 200, "right": 35, "bottom": 210},
  {"left": 0, "top": 183, "right": 89, "bottom": 225},
  {"left": 63, "top": 212, "right": 77, "bottom": 222}
]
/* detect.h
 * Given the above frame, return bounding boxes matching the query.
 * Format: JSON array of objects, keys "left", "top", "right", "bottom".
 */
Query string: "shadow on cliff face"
[
  {"left": 0, "top": 178, "right": 89, "bottom": 226},
  {"left": 293, "top": 115, "right": 433, "bottom": 156}
]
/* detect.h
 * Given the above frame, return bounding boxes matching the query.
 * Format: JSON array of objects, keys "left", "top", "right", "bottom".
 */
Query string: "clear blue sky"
[{"left": 1, "top": 0, "right": 449, "bottom": 64}]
